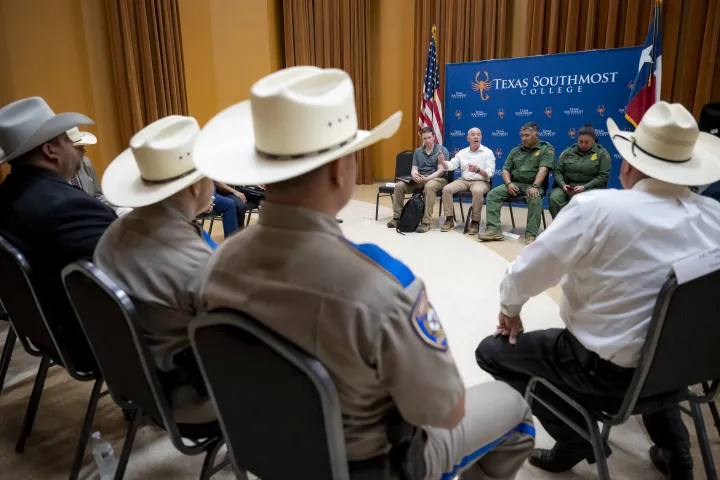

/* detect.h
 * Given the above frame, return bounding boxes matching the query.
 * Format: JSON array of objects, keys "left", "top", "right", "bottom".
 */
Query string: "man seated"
[
  {"left": 439, "top": 127, "right": 496, "bottom": 234},
  {"left": 475, "top": 102, "right": 720, "bottom": 480},
  {"left": 67, "top": 127, "right": 133, "bottom": 216},
  {"left": 94, "top": 115, "right": 216, "bottom": 424},
  {"left": 387, "top": 126, "right": 448, "bottom": 233},
  {"left": 478, "top": 122, "right": 554, "bottom": 245},
  {"left": 193, "top": 66, "right": 535, "bottom": 479},
  {"left": 0, "top": 97, "right": 117, "bottom": 369}
]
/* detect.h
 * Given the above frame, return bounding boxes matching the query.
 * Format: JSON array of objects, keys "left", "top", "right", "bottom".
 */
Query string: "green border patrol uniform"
[
  {"left": 549, "top": 143, "right": 611, "bottom": 218},
  {"left": 485, "top": 140, "right": 555, "bottom": 237}
]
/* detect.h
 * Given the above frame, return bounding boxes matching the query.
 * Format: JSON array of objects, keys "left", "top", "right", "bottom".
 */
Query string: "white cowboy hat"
[
  {"left": 0, "top": 96, "right": 94, "bottom": 164},
  {"left": 102, "top": 115, "right": 205, "bottom": 208},
  {"left": 608, "top": 101, "right": 720, "bottom": 186},
  {"left": 66, "top": 126, "right": 97, "bottom": 146},
  {"left": 193, "top": 66, "right": 402, "bottom": 185}
]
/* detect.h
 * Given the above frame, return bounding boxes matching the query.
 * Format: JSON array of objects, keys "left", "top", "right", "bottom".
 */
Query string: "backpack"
[{"left": 396, "top": 192, "right": 424, "bottom": 234}]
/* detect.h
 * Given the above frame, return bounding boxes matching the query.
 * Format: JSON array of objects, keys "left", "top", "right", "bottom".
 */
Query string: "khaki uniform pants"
[
  {"left": 392, "top": 178, "right": 448, "bottom": 225},
  {"left": 423, "top": 381, "right": 535, "bottom": 480},
  {"left": 442, "top": 179, "right": 491, "bottom": 222}
]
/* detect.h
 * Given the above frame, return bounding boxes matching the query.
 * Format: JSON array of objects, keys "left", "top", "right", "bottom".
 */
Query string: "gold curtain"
[
  {"left": 413, "top": 0, "right": 510, "bottom": 138},
  {"left": 282, "top": 0, "right": 374, "bottom": 184},
  {"left": 106, "top": 0, "right": 188, "bottom": 144},
  {"left": 526, "top": 0, "right": 720, "bottom": 117}
]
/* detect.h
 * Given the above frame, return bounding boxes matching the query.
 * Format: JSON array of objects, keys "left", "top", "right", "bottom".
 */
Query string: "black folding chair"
[
  {"left": 376, "top": 150, "right": 414, "bottom": 220},
  {"left": 62, "top": 261, "right": 234, "bottom": 480},
  {"left": 525, "top": 269, "right": 720, "bottom": 480},
  {"left": 0, "top": 235, "right": 106, "bottom": 480},
  {"left": 190, "top": 310, "right": 355, "bottom": 480},
  {"left": 0, "top": 308, "right": 17, "bottom": 395},
  {"left": 505, "top": 174, "right": 550, "bottom": 232},
  {"left": 195, "top": 212, "right": 222, "bottom": 235}
]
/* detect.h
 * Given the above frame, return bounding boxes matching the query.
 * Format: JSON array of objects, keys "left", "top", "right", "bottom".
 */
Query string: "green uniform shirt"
[
  {"left": 502, "top": 140, "right": 555, "bottom": 185},
  {"left": 554, "top": 143, "right": 611, "bottom": 190}
]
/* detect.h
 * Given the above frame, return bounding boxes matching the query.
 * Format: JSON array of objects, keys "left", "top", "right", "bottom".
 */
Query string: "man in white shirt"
[
  {"left": 475, "top": 102, "right": 720, "bottom": 480},
  {"left": 439, "top": 127, "right": 496, "bottom": 234}
]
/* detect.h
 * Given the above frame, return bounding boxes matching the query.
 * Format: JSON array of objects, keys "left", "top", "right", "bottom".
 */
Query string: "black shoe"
[
  {"left": 649, "top": 446, "right": 693, "bottom": 479},
  {"left": 529, "top": 441, "right": 612, "bottom": 473}
]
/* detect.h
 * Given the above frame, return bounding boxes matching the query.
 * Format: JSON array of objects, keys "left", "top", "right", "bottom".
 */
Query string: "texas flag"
[{"left": 625, "top": 0, "right": 662, "bottom": 127}]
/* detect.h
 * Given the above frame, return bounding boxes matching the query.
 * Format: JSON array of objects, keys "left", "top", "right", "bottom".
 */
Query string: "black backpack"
[{"left": 396, "top": 192, "right": 424, "bottom": 234}]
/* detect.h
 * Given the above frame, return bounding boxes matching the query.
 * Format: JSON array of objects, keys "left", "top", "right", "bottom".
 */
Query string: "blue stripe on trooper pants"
[{"left": 440, "top": 422, "right": 536, "bottom": 480}]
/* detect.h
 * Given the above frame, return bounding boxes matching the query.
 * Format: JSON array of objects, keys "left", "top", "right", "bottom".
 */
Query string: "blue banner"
[{"left": 444, "top": 47, "right": 641, "bottom": 197}]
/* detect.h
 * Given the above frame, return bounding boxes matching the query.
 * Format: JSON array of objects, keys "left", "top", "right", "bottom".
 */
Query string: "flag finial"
[{"left": 432, "top": 25, "right": 437, "bottom": 38}]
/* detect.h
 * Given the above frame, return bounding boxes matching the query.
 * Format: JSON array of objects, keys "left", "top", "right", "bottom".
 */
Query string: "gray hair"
[
  {"left": 521, "top": 122, "right": 539, "bottom": 133},
  {"left": 467, "top": 127, "right": 481, "bottom": 136}
]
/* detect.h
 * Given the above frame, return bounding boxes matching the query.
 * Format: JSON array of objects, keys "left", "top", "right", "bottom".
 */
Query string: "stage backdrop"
[{"left": 444, "top": 47, "right": 641, "bottom": 199}]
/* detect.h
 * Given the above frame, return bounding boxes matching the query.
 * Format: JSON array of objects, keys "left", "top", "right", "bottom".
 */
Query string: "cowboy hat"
[
  {"left": 102, "top": 115, "right": 205, "bottom": 208},
  {"left": 193, "top": 66, "right": 402, "bottom": 185},
  {"left": 0, "top": 96, "right": 94, "bottom": 164},
  {"left": 699, "top": 102, "right": 720, "bottom": 137},
  {"left": 608, "top": 101, "right": 720, "bottom": 186},
  {"left": 66, "top": 126, "right": 97, "bottom": 146}
]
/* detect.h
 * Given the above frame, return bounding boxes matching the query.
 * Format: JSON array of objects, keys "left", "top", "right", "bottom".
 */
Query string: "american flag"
[{"left": 418, "top": 26, "right": 444, "bottom": 144}]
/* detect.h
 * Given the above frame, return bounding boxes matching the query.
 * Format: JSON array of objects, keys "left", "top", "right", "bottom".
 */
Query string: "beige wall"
[{"left": 0, "top": 0, "right": 123, "bottom": 179}]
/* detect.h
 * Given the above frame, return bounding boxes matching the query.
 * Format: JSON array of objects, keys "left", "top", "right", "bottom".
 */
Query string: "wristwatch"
[{"left": 532, "top": 183, "right": 540, "bottom": 188}]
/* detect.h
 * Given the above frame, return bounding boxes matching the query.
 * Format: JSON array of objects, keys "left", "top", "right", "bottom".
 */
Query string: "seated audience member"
[
  {"left": 549, "top": 124, "right": 610, "bottom": 218},
  {"left": 478, "top": 122, "right": 554, "bottom": 245},
  {"left": 0, "top": 97, "right": 116, "bottom": 368},
  {"left": 698, "top": 102, "right": 720, "bottom": 202},
  {"left": 475, "top": 102, "right": 720, "bottom": 480},
  {"left": 194, "top": 66, "right": 535, "bottom": 478},
  {"left": 94, "top": 115, "right": 216, "bottom": 423},
  {"left": 67, "top": 127, "right": 133, "bottom": 216},
  {"left": 439, "top": 127, "right": 496, "bottom": 234},
  {"left": 387, "top": 126, "right": 448, "bottom": 233}
]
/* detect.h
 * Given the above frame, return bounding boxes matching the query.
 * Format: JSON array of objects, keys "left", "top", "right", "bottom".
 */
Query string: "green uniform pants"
[
  {"left": 485, "top": 183, "right": 545, "bottom": 237},
  {"left": 548, "top": 187, "right": 571, "bottom": 219}
]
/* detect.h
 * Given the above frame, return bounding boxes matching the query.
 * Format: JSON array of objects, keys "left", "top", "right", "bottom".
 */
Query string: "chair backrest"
[
  {"left": 616, "top": 268, "right": 720, "bottom": 417},
  {"left": 61, "top": 261, "right": 187, "bottom": 449},
  {"left": 190, "top": 310, "right": 350, "bottom": 480},
  {"left": 0, "top": 234, "right": 93, "bottom": 377},
  {"left": 394, "top": 150, "right": 414, "bottom": 179}
]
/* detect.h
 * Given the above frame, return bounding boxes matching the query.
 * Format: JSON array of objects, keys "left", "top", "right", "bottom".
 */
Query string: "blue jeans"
[{"left": 212, "top": 187, "right": 241, "bottom": 238}]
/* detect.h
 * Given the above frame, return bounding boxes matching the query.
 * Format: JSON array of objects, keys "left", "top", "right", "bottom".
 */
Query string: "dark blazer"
[{"left": 0, "top": 165, "right": 117, "bottom": 367}]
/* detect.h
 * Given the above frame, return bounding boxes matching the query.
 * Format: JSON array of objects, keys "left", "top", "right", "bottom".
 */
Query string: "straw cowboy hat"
[
  {"left": 66, "top": 126, "right": 97, "bottom": 146},
  {"left": 193, "top": 66, "right": 403, "bottom": 185},
  {"left": 608, "top": 101, "right": 720, "bottom": 186},
  {"left": 0, "top": 96, "right": 93, "bottom": 164},
  {"left": 102, "top": 115, "right": 205, "bottom": 208}
]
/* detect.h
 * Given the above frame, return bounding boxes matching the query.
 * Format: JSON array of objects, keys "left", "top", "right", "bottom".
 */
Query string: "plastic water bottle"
[{"left": 91, "top": 431, "right": 118, "bottom": 480}]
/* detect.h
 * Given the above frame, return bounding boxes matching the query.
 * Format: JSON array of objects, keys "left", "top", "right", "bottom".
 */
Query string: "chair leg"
[
  {"left": 508, "top": 203, "right": 516, "bottom": 228},
  {"left": 16, "top": 356, "right": 51, "bottom": 452},
  {"left": 113, "top": 410, "right": 143, "bottom": 480},
  {"left": 601, "top": 424, "right": 611, "bottom": 443},
  {"left": 198, "top": 438, "right": 225, "bottom": 480},
  {"left": 463, "top": 207, "right": 473, "bottom": 234},
  {"left": 459, "top": 199, "right": 465, "bottom": 222},
  {"left": 375, "top": 193, "right": 381, "bottom": 221},
  {"left": 589, "top": 421, "right": 611, "bottom": 480},
  {"left": 702, "top": 382, "right": 720, "bottom": 437},
  {"left": 690, "top": 400, "right": 718, "bottom": 480},
  {"left": 208, "top": 218, "right": 214, "bottom": 236},
  {"left": 542, "top": 210, "right": 547, "bottom": 230},
  {"left": 0, "top": 326, "right": 17, "bottom": 395},
  {"left": 69, "top": 378, "right": 104, "bottom": 480}
]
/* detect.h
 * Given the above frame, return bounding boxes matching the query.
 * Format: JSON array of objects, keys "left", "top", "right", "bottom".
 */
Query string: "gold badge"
[
  {"left": 410, "top": 289, "right": 447, "bottom": 351},
  {"left": 591, "top": 153, "right": 598, "bottom": 161},
  {"left": 534, "top": 150, "right": 540, "bottom": 156}
]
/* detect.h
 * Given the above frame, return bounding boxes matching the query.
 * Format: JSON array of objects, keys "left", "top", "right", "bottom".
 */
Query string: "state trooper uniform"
[
  {"left": 198, "top": 202, "right": 535, "bottom": 479},
  {"left": 549, "top": 143, "right": 611, "bottom": 218}
]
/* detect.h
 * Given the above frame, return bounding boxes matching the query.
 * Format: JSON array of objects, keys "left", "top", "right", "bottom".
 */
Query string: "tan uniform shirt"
[
  {"left": 198, "top": 202, "right": 465, "bottom": 461},
  {"left": 94, "top": 199, "right": 212, "bottom": 371}
]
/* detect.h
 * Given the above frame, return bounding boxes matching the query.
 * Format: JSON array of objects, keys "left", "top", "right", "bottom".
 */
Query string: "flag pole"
[{"left": 431, "top": 25, "right": 437, "bottom": 143}]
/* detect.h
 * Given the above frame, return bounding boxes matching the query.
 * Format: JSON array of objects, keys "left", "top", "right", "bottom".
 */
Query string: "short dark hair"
[
  {"left": 420, "top": 126, "right": 434, "bottom": 136},
  {"left": 10, "top": 135, "right": 62, "bottom": 165},
  {"left": 521, "top": 122, "right": 539, "bottom": 133},
  {"left": 578, "top": 124, "right": 596, "bottom": 140}
]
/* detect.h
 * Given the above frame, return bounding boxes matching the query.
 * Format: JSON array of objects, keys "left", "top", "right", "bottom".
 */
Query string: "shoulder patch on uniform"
[
  {"left": 342, "top": 239, "right": 415, "bottom": 288},
  {"left": 410, "top": 288, "right": 447, "bottom": 351}
]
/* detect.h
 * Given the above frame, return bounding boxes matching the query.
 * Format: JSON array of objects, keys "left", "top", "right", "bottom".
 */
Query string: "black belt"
[{"left": 565, "top": 331, "right": 635, "bottom": 379}]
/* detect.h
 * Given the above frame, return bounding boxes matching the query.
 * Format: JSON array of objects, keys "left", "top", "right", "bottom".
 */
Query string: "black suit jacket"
[{"left": 0, "top": 165, "right": 117, "bottom": 366}]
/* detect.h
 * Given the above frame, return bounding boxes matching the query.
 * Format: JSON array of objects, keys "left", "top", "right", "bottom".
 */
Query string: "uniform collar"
[
  {"left": 632, "top": 178, "right": 691, "bottom": 197},
  {"left": 575, "top": 143, "right": 596, "bottom": 156},
  {"left": 521, "top": 141, "right": 541, "bottom": 152},
  {"left": 258, "top": 201, "right": 343, "bottom": 235},
  {"left": 142, "top": 198, "right": 197, "bottom": 223}
]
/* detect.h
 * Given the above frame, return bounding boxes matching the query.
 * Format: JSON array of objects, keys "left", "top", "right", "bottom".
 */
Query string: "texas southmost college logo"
[
  {"left": 495, "top": 148, "right": 502, "bottom": 159},
  {"left": 597, "top": 105, "right": 606, "bottom": 116},
  {"left": 568, "top": 128, "right": 577, "bottom": 139},
  {"left": 544, "top": 106, "right": 552, "bottom": 118},
  {"left": 455, "top": 110, "right": 462, "bottom": 119},
  {"left": 472, "top": 71, "right": 491, "bottom": 100},
  {"left": 497, "top": 108, "right": 505, "bottom": 119}
]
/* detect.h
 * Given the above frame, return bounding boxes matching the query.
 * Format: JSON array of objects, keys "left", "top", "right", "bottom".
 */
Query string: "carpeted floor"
[{"left": 0, "top": 193, "right": 717, "bottom": 479}]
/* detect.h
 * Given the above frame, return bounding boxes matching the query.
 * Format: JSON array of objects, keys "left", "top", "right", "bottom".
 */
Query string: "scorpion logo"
[
  {"left": 455, "top": 109, "right": 462, "bottom": 119},
  {"left": 472, "top": 71, "right": 491, "bottom": 100},
  {"left": 495, "top": 148, "right": 502, "bottom": 159},
  {"left": 568, "top": 128, "right": 577, "bottom": 139},
  {"left": 497, "top": 108, "right": 505, "bottom": 119},
  {"left": 544, "top": 106, "right": 552, "bottom": 118},
  {"left": 597, "top": 105, "right": 606, "bottom": 116}
]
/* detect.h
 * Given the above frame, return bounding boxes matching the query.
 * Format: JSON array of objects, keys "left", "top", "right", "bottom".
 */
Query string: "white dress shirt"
[
  {"left": 446, "top": 145, "right": 496, "bottom": 182},
  {"left": 499, "top": 178, "right": 720, "bottom": 367}
]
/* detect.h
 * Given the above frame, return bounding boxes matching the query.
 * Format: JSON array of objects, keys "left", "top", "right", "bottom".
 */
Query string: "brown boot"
[
  {"left": 416, "top": 223, "right": 431, "bottom": 233},
  {"left": 478, "top": 229, "right": 503, "bottom": 241},
  {"left": 387, "top": 218, "right": 398, "bottom": 228},
  {"left": 441, "top": 217, "right": 454, "bottom": 232},
  {"left": 468, "top": 221, "right": 480, "bottom": 235},
  {"left": 525, "top": 235, "right": 536, "bottom": 245}
]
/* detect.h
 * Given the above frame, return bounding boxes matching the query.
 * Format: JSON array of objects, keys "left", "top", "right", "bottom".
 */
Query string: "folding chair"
[
  {"left": 0, "top": 235, "right": 106, "bottom": 480},
  {"left": 62, "top": 261, "right": 234, "bottom": 480},
  {"left": 525, "top": 269, "right": 720, "bottom": 480},
  {"left": 195, "top": 212, "right": 222, "bottom": 235},
  {"left": 505, "top": 175, "right": 551, "bottom": 231},
  {"left": 190, "top": 310, "right": 363, "bottom": 479},
  {"left": 0, "top": 308, "right": 17, "bottom": 395},
  {"left": 376, "top": 150, "right": 414, "bottom": 220}
]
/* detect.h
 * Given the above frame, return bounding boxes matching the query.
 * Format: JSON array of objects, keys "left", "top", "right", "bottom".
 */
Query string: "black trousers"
[{"left": 475, "top": 328, "right": 690, "bottom": 453}]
